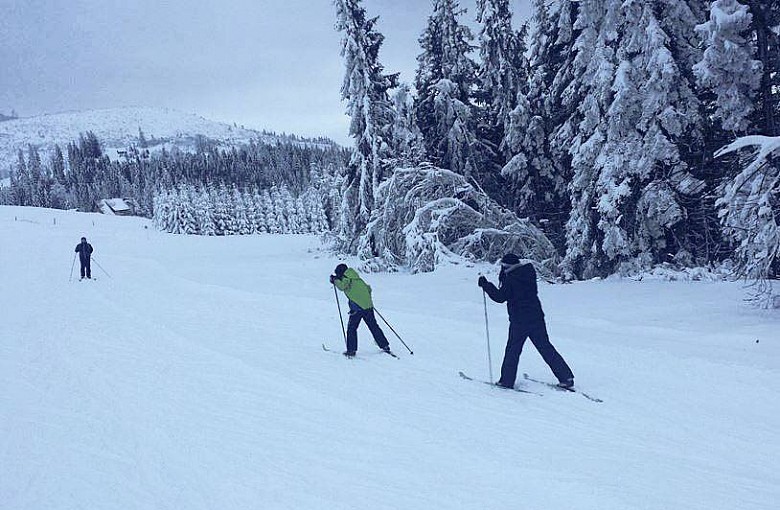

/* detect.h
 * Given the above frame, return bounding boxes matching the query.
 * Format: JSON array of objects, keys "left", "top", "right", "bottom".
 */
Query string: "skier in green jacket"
[{"left": 330, "top": 264, "right": 392, "bottom": 358}]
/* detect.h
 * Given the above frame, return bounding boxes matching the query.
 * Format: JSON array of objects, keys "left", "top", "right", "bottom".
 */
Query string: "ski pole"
[
  {"left": 373, "top": 308, "right": 414, "bottom": 355},
  {"left": 483, "top": 290, "right": 494, "bottom": 383},
  {"left": 69, "top": 252, "right": 76, "bottom": 282},
  {"left": 91, "top": 256, "right": 112, "bottom": 279},
  {"left": 333, "top": 284, "right": 348, "bottom": 349}
]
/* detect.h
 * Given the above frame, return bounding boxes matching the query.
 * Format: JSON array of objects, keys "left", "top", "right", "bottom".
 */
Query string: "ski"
[
  {"left": 322, "top": 343, "right": 398, "bottom": 359},
  {"left": 522, "top": 373, "right": 603, "bottom": 403},
  {"left": 458, "top": 371, "right": 542, "bottom": 395}
]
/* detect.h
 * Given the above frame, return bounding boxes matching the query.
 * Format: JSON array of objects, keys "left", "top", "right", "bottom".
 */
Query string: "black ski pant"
[
  {"left": 346, "top": 308, "right": 390, "bottom": 353},
  {"left": 499, "top": 320, "right": 573, "bottom": 387},
  {"left": 80, "top": 259, "right": 91, "bottom": 279}
]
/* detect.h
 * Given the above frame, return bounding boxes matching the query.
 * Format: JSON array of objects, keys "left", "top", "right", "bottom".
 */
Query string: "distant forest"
[{"left": 0, "top": 131, "right": 348, "bottom": 222}]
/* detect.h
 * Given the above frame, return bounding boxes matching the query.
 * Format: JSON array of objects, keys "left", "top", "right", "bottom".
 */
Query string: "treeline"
[
  {"left": 335, "top": 0, "right": 780, "bottom": 287},
  {"left": 1, "top": 131, "right": 349, "bottom": 218}
]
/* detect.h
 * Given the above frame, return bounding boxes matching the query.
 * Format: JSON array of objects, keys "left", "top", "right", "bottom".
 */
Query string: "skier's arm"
[
  {"left": 480, "top": 278, "right": 509, "bottom": 303},
  {"left": 333, "top": 276, "right": 351, "bottom": 292}
]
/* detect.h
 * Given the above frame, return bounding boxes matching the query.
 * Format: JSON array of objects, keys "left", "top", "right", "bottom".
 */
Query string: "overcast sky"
[{"left": 0, "top": 0, "right": 532, "bottom": 144}]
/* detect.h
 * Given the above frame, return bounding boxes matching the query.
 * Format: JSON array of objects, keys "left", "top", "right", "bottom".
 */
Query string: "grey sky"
[{"left": 0, "top": 0, "right": 532, "bottom": 144}]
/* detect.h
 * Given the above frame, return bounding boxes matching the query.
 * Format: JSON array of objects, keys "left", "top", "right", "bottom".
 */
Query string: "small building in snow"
[{"left": 97, "top": 198, "right": 138, "bottom": 216}]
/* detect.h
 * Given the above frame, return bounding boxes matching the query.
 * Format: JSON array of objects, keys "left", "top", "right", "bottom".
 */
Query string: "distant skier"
[
  {"left": 74, "top": 237, "right": 93, "bottom": 280},
  {"left": 478, "top": 253, "right": 574, "bottom": 389},
  {"left": 330, "top": 264, "right": 392, "bottom": 358}
]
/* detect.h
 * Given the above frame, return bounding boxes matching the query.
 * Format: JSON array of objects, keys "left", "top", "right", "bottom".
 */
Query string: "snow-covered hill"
[
  {"left": 1, "top": 205, "right": 778, "bottom": 510},
  {"left": 0, "top": 107, "right": 333, "bottom": 173}
]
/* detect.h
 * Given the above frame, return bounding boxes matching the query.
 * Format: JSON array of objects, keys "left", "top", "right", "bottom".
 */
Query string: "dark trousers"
[
  {"left": 80, "top": 259, "right": 91, "bottom": 279},
  {"left": 346, "top": 308, "right": 390, "bottom": 352},
  {"left": 499, "top": 320, "right": 573, "bottom": 386}
]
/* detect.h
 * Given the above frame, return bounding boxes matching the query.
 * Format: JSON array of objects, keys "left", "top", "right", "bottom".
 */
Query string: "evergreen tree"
[
  {"left": 745, "top": 0, "right": 780, "bottom": 136},
  {"left": 502, "top": 0, "right": 578, "bottom": 250},
  {"left": 334, "top": 0, "right": 399, "bottom": 250},
  {"left": 391, "top": 83, "right": 426, "bottom": 167},
  {"left": 196, "top": 187, "right": 216, "bottom": 236},
  {"left": 415, "top": 0, "right": 483, "bottom": 180},
  {"left": 476, "top": 0, "right": 528, "bottom": 161}
]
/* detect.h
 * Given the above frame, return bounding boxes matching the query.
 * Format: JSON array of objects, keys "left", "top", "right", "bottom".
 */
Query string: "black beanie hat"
[
  {"left": 334, "top": 264, "right": 348, "bottom": 277},
  {"left": 500, "top": 253, "right": 520, "bottom": 265}
]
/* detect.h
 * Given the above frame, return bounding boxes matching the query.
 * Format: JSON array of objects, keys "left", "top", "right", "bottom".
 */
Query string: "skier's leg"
[
  {"left": 80, "top": 261, "right": 86, "bottom": 279},
  {"left": 498, "top": 323, "right": 527, "bottom": 387},
  {"left": 86, "top": 259, "right": 92, "bottom": 279},
  {"left": 345, "top": 310, "right": 362, "bottom": 353},
  {"left": 528, "top": 321, "right": 574, "bottom": 383},
  {"left": 363, "top": 309, "right": 390, "bottom": 350}
]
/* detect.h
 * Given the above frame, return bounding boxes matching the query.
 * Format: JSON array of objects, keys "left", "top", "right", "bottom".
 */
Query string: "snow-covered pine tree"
[
  {"left": 303, "top": 189, "right": 330, "bottom": 233},
  {"left": 560, "top": 0, "right": 707, "bottom": 277},
  {"left": 475, "top": 0, "right": 527, "bottom": 165},
  {"left": 415, "top": 0, "right": 483, "bottom": 180},
  {"left": 175, "top": 184, "right": 199, "bottom": 234},
  {"left": 280, "top": 186, "right": 300, "bottom": 234},
  {"left": 261, "top": 189, "right": 277, "bottom": 234},
  {"left": 232, "top": 186, "right": 251, "bottom": 235},
  {"left": 268, "top": 185, "right": 287, "bottom": 233},
  {"left": 745, "top": 0, "right": 780, "bottom": 137},
  {"left": 197, "top": 185, "right": 217, "bottom": 236},
  {"left": 294, "top": 195, "right": 310, "bottom": 234},
  {"left": 716, "top": 136, "right": 780, "bottom": 306},
  {"left": 560, "top": 0, "right": 618, "bottom": 278},
  {"left": 695, "top": 0, "right": 762, "bottom": 133},
  {"left": 153, "top": 189, "right": 172, "bottom": 232},
  {"left": 500, "top": 0, "right": 574, "bottom": 250},
  {"left": 334, "top": 0, "right": 398, "bottom": 251},
  {"left": 391, "top": 83, "right": 426, "bottom": 167},
  {"left": 248, "top": 187, "right": 267, "bottom": 234},
  {"left": 212, "top": 184, "right": 234, "bottom": 235}
]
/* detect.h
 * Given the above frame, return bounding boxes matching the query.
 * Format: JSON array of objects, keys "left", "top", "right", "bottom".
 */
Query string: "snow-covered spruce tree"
[
  {"left": 391, "top": 83, "right": 426, "bottom": 168},
  {"left": 561, "top": 0, "right": 707, "bottom": 278},
  {"left": 267, "top": 185, "right": 287, "bottom": 234},
  {"left": 499, "top": 0, "right": 577, "bottom": 251},
  {"left": 303, "top": 189, "right": 330, "bottom": 233},
  {"left": 153, "top": 189, "right": 172, "bottom": 232},
  {"left": 415, "top": 0, "right": 488, "bottom": 183},
  {"left": 232, "top": 186, "right": 251, "bottom": 235},
  {"left": 716, "top": 136, "right": 780, "bottom": 306},
  {"left": 175, "top": 184, "right": 199, "bottom": 234},
  {"left": 559, "top": 0, "right": 618, "bottom": 279},
  {"left": 262, "top": 189, "right": 277, "bottom": 233},
  {"left": 695, "top": 0, "right": 762, "bottom": 134},
  {"left": 249, "top": 187, "right": 268, "bottom": 234},
  {"left": 475, "top": 0, "right": 528, "bottom": 167},
  {"left": 281, "top": 186, "right": 301, "bottom": 234},
  {"left": 334, "top": 0, "right": 398, "bottom": 252},
  {"left": 196, "top": 185, "right": 216, "bottom": 236},
  {"left": 745, "top": 0, "right": 780, "bottom": 137}
]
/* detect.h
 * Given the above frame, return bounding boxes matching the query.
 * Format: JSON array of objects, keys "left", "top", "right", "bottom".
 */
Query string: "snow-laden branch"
[{"left": 715, "top": 135, "right": 780, "bottom": 165}]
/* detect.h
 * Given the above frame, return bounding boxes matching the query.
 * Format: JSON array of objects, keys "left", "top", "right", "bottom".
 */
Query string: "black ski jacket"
[
  {"left": 482, "top": 263, "right": 545, "bottom": 323},
  {"left": 75, "top": 242, "right": 93, "bottom": 263}
]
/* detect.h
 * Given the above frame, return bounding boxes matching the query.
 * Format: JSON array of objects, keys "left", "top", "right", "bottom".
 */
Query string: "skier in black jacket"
[
  {"left": 74, "top": 237, "right": 93, "bottom": 280},
  {"left": 478, "top": 253, "right": 574, "bottom": 389}
]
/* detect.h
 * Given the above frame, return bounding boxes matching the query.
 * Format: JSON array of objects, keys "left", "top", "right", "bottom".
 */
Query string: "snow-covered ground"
[
  {"left": 1, "top": 205, "right": 778, "bottom": 510},
  {"left": 0, "top": 107, "right": 333, "bottom": 173}
]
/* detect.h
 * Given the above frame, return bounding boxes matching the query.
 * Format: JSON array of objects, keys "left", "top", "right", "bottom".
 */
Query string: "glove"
[
  {"left": 329, "top": 274, "right": 337, "bottom": 285},
  {"left": 478, "top": 276, "right": 488, "bottom": 288}
]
